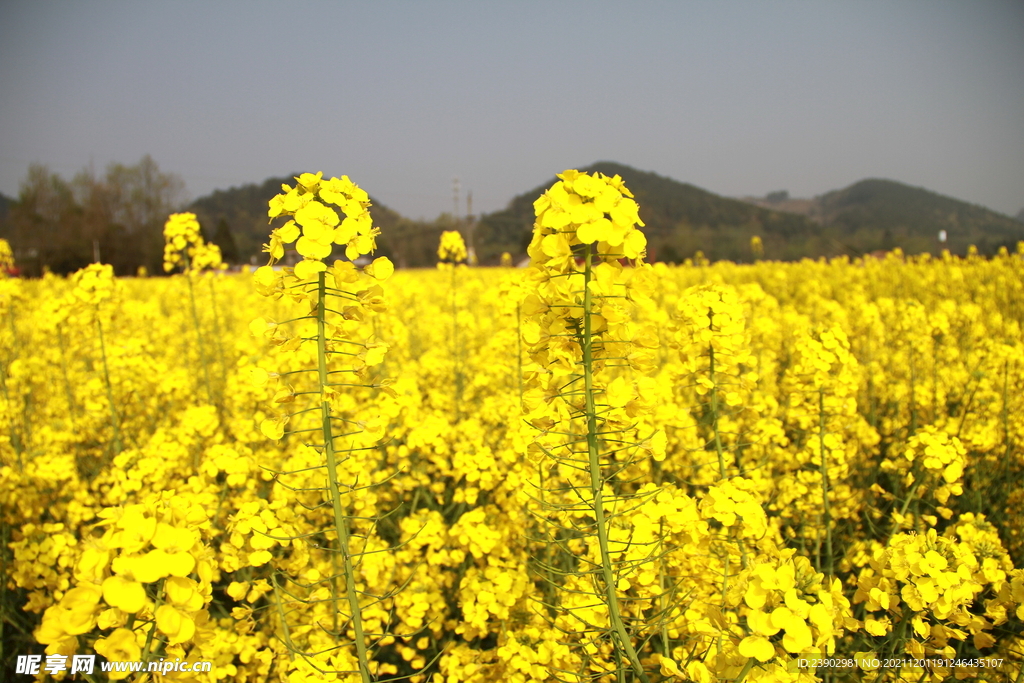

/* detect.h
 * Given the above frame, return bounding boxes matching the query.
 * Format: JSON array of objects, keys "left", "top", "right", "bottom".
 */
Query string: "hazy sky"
[{"left": 2, "top": 1, "right": 1022, "bottom": 220}]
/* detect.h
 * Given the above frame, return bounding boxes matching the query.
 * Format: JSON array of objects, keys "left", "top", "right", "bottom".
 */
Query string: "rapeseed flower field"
[{"left": 1, "top": 170, "right": 1022, "bottom": 682}]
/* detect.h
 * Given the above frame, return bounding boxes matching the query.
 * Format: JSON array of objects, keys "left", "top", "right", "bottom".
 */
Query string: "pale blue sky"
[{"left": 1, "top": 1, "right": 1022, "bottom": 219}]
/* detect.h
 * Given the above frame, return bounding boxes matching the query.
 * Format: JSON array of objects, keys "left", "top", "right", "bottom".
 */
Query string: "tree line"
[
  {"left": 7, "top": 157, "right": 1018, "bottom": 277},
  {"left": 0, "top": 155, "right": 237, "bottom": 277},
  {"left": 0, "top": 154, "right": 483, "bottom": 276}
]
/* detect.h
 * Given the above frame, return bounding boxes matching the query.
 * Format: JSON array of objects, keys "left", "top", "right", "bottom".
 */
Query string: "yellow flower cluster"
[
  {"left": 672, "top": 284, "right": 757, "bottom": 407},
  {"left": 701, "top": 477, "right": 769, "bottom": 540},
  {"left": 33, "top": 498, "right": 213, "bottom": 678},
  {"left": 734, "top": 552, "right": 853, "bottom": 664},
  {"left": 851, "top": 515, "right": 1022, "bottom": 680},
  {"left": 883, "top": 426, "right": 967, "bottom": 508},
  {"left": 530, "top": 168, "right": 647, "bottom": 262},
  {"left": 70, "top": 262, "right": 117, "bottom": 310},
  {"left": 9, "top": 523, "right": 79, "bottom": 612},
  {"left": 263, "top": 172, "right": 382, "bottom": 281},
  {"left": 163, "top": 212, "right": 225, "bottom": 273},
  {"left": 0, "top": 238, "right": 15, "bottom": 274},
  {"left": 437, "top": 230, "right": 468, "bottom": 264}
]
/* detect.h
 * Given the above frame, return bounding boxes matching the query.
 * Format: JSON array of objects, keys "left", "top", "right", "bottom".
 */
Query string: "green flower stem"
[
  {"left": 707, "top": 317, "right": 748, "bottom": 610},
  {"left": 819, "top": 389, "right": 833, "bottom": 576},
  {"left": 1, "top": 310, "right": 24, "bottom": 469},
  {"left": 931, "top": 336, "right": 939, "bottom": 425},
  {"left": 866, "top": 342, "right": 878, "bottom": 432},
  {"left": 0, "top": 522, "right": 8, "bottom": 664},
  {"left": 733, "top": 657, "right": 756, "bottom": 683},
  {"left": 0, "top": 360, "right": 22, "bottom": 471},
  {"left": 516, "top": 303, "right": 524, "bottom": 402},
  {"left": 708, "top": 336, "right": 727, "bottom": 480},
  {"left": 57, "top": 323, "right": 86, "bottom": 471},
  {"left": 331, "top": 537, "right": 340, "bottom": 637},
  {"left": 451, "top": 264, "right": 463, "bottom": 421},
  {"left": 271, "top": 574, "right": 298, "bottom": 660},
  {"left": 718, "top": 549, "right": 730, "bottom": 658},
  {"left": 208, "top": 275, "right": 229, "bottom": 390},
  {"left": 535, "top": 456, "right": 557, "bottom": 615},
  {"left": 140, "top": 578, "right": 165, "bottom": 663},
  {"left": 95, "top": 316, "right": 122, "bottom": 456},
  {"left": 892, "top": 472, "right": 923, "bottom": 537},
  {"left": 316, "top": 272, "right": 372, "bottom": 683},
  {"left": 1001, "top": 360, "right": 1013, "bottom": 480},
  {"left": 57, "top": 325, "right": 77, "bottom": 425},
  {"left": 581, "top": 245, "right": 649, "bottom": 683},
  {"left": 909, "top": 351, "right": 918, "bottom": 437},
  {"left": 658, "top": 519, "right": 670, "bottom": 658},
  {"left": 185, "top": 263, "right": 214, "bottom": 407}
]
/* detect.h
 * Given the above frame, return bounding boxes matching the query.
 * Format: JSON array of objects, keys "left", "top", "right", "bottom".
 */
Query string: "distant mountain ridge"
[
  {"left": 475, "top": 162, "right": 823, "bottom": 263},
  {"left": 183, "top": 165, "right": 1024, "bottom": 266},
  {"left": 478, "top": 164, "right": 1024, "bottom": 262},
  {"left": 745, "top": 179, "right": 1023, "bottom": 256}
]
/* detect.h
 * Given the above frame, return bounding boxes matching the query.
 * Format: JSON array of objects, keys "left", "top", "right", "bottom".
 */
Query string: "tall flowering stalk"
[
  {"left": 247, "top": 172, "right": 395, "bottom": 682},
  {"left": 783, "top": 324, "right": 860, "bottom": 576},
  {"left": 670, "top": 285, "right": 758, "bottom": 481},
  {"left": 0, "top": 240, "right": 24, "bottom": 470},
  {"left": 70, "top": 263, "right": 122, "bottom": 457},
  {"left": 438, "top": 230, "right": 467, "bottom": 420},
  {"left": 163, "top": 212, "right": 225, "bottom": 409},
  {"left": 670, "top": 285, "right": 760, "bottom": 673},
  {"left": 519, "top": 170, "right": 663, "bottom": 681},
  {"left": 0, "top": 240, "right": 14, "bottom": 276}
]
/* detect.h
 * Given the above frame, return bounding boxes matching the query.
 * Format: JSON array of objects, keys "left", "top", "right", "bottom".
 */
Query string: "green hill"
[
  {"left": 474, "top": 162, "right": 830, "bottom": 263},
  {"left": 187, "top": 168, "right": 1024, "bottom": 268},
  {"left": 476, "top": 165, "right": 1024, "bottom": 263},
  {"left": 813, "top": 179, "right": 1024, "bottom": 256}
]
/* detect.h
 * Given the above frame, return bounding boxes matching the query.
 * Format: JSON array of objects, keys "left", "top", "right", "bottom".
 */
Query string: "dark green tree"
[
  {"left": 4, "top": 156, "right": 184, "bottom": 276},
  {"left": 211, "top": 218, "right": 239, "bottom": 264}
]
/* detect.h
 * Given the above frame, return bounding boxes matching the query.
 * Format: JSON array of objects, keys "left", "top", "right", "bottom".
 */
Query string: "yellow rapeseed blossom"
[
  {"left": 0, "top": 238, "right": 15, "bottom": 275},
  {"left": 438, "top": 230, "right": 468, "bottom": 263},
  {"left": 163, "top": 212, "right": 224, "bottom": 273}
]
